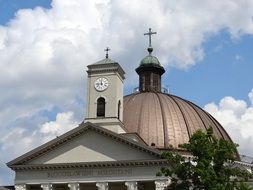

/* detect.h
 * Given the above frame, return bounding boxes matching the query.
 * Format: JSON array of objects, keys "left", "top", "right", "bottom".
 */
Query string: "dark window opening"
[
  {"left": 145, "top": 73, "right": 150, "bottom": 91},
  {"left": 97, "top": 97, "right": 105, "bottom": 117},
  {"left": 153, "top": 73, "right": 159, "bottom": 91},
  {"left": 118, "top": 100, "right": 121, "bottom": 119}
]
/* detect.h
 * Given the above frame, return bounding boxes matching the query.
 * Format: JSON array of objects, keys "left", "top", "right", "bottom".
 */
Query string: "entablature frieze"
[{"left": 10, "top": 159, "right": 168, "bottom": 171}]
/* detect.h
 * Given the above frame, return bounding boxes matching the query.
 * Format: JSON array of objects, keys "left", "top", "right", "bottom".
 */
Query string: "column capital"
[
  {"left": 41, "top": 183, "right": 52, "bottom": 190},
  {"left": 155, "top": 179, "right": 171, "bottom": 190},
  {"left": 68, "top": 183, "right": 79, "bottom": 190},
  {"left": 125, "top": 181, "right": 138, "bottom": 190},
  {"left": 15, "top": 184, "right": 26, "bottom": 190},
  {"left": 96, "top": 182, "right": 108, "bottom": 190}
]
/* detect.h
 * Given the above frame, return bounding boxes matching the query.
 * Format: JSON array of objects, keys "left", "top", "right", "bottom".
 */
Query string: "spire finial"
[
  {"left": 144, "top": 28, "right": 157, "bottom": 54},
  {"left": 104, "top": 47, "right": 110, "bottom": 58}
]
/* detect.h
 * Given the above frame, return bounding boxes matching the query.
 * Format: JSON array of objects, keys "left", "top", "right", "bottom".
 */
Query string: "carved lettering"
[{"left": 46, "top": 168, "right": 132, "bottom": 178}]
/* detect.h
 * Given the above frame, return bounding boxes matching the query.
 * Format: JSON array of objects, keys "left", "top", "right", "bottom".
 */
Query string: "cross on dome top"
[
  {"left": 144, "top": 28, "right": 157, "bottom": 54},
  {"left": 104, "top": 47, "right": 110, "bottom": 58}
]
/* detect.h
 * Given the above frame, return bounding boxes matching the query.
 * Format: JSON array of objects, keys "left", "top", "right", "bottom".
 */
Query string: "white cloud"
[
  {"left": 248, "top": 89, "right": 253, "bottom": 105},
  {"left": 1, "top": 0, "right": 253, "bottom": 184},
  {"left": 0, "top": 111, "right": 79, "bottom": 184},
  {"left": 219, "top": 96, "right": 247, "bottom": 117},
  {"left": 40, "top": 112, "right": 78, "bottom": 140},
  {"left": 204, "top": 90, "right": 253, "bottom": 156}
]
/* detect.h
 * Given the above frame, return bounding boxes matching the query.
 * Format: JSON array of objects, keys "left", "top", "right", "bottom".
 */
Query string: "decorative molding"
[
  {"left": 87, "top": 62, "right": 125, "bottom": 80},
  {"left": 125, "top": 181, "right": 138, "bottom": 190},
  {"left": 7, "top": 122, "right": 161, "bottom": 167},
  {"left": 235, "top": 161, "right": 253, "bottom": 167},
  {"left": 15, "top": 184, "right": 26, "bottom": 190},
  {"left": 96, "top": 182, "right": 108, "bottom": 190},
  {"left": 10, "top": 159, "right": 168, "bottom": 171}
]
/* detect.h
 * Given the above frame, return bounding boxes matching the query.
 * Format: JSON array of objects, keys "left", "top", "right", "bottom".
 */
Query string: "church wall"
[{"left": 15, "top": 165, "right": 165, "bottom": 184}]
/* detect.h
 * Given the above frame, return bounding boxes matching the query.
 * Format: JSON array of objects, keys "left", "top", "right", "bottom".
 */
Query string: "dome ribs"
[
  {"left": 205, "top": 111, "right": 232, "bottom": 141},
  {"left": 187, "top": 101, "right": 221, "bottom": 137},
  {"left": 183, "top": 99, "right": 209, "bottom": 131},
  {"left": 186, "top": 99, "right": 231, "bottom": 141},
  {"left": 145, "top": 93, "right": 164, "bottom": 147},
  {"left": 172, "top": 96, "right": 206, "bottom": 134},
  {"left": 123, "top": 94, "right": 134, "bottom": 112},
  {"left": 186, "top": 100, "right": 208, "bottom": 131},
  {"left": 123, "top": 93, "right": 141, "bottom": 134},
  {"left": 169, "top": 95, "right": 191, "bottom": 147},
  {"left": 206, "top": 112, "right": 226, "bottom": 139},
  {"left": 164, "top": 95, "right": 190, "bottom": 147},
  {"left": 156, "top": 93, "right": 168, "bottom": 148},
  {"left": 135, "top": 93, "right": 152, "bottom": 146},
  {"left": 137, "top": 93, "right": 145, "bottom": 135},
  {"left": 160, "top": 94, "right": 182, "bottom": 148},
  {"left": 123, "top": 92, "right": 235, "bottom": 150},
  {"left": 151, "top": 93, "right": 162, "bottom": 147}
]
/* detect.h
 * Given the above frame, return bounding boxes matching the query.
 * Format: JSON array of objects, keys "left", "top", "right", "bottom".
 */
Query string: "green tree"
[{"left": 157, "top": 128, "right": 252, "bottom": 190}]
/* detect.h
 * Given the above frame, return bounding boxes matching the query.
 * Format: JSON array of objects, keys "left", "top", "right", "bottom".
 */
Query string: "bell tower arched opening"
[{"left": 97, "top": 97, "right": 105, "bottom": 117}]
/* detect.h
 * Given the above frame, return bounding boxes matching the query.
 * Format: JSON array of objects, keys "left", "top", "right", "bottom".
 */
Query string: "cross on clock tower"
[{"left": 85, "top": 48, "right": 126, "bottom": 133}]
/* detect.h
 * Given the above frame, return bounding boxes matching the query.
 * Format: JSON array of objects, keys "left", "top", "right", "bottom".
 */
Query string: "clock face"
[{"left": 94, "top": 77, "right": 109, "bottom": 91}]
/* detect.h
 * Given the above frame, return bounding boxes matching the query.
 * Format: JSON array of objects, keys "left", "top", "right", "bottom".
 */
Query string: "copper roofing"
[
  {"left": 140, "top": 55, "right": 160, "bottom": 66},
  {"left": 123, "top": 92, "right": 233, "bottom": 149}
]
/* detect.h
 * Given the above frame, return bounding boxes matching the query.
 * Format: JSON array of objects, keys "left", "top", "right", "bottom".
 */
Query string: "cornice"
[
  {"left": 234, "top": 161, "right": 253, "bottom": 167},
  {"left": 87, "top": 63, "right": 125, "bottom": 79},
  {"left": 7, "top": 122, "right": 161, "bottom": 166},
  {"left": 10, "top": 159, "right": 168, "bottom": 171}
]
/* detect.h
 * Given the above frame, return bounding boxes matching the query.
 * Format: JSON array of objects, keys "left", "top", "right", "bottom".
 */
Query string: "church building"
[{"left": 6, "top": 29, "right": 253, "bottom": 190}]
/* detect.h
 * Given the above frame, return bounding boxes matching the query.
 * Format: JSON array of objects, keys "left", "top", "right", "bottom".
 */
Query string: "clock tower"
[{"left": 85, "top": 49, "right": 126, "bottom": 134}]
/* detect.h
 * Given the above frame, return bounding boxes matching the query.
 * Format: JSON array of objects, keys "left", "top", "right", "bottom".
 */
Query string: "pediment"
[{"left": 8, "top": 122, "right": 160, "bottom": 166}]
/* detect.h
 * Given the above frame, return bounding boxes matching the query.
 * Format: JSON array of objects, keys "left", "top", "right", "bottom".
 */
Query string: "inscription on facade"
[{"left": 47, "top": 168, "right": 132, "bottom": 178}]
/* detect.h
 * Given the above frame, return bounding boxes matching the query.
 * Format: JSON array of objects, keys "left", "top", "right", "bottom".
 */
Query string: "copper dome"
[{"left": 123, "top": 92, "right": 233, "bottom": 149}]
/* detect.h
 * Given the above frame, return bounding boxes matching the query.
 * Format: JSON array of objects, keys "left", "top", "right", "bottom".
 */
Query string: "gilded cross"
[
  {"left": 104, "top": 47, "right": 110, "bottom": 58},
  {"left": 144, "top": 28, "right": 157, "bottom": 47}
]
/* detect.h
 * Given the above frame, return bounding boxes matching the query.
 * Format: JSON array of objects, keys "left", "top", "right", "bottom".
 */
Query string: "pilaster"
[
  {"left": 68, "top": 183, "right": 79, "bottom": 190},
  {"left": 125, "top": 181, "right": 138, "bottom": 190},
  {"left": 41, "top": 184, "right": 52, "bottom": 190},
  {"left": 96, "top": 182, "right": 108, "bottom": 190},
  {"left": 15, "top": 184, "right": 26, "bottom": 190},
  {"left": 155, "top": 179, "right": 170, "bottom": 190}
]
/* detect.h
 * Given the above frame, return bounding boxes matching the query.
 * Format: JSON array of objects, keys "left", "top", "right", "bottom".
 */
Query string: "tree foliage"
[{"left": 157, "top": 128, "right": 252, "bottom": 190}]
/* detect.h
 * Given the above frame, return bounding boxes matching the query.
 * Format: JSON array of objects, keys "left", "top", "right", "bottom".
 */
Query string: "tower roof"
[
  {"left": 92, "top": 47, "right": 117, "bottom": 65},
  {"left": 93, "top": 57, "right": 118, "bottom": 65},
  {"left": 140, "top": 55, "right": 161, "bottom": 66},
  {"left": 136, "top": 28, "right": 165, "bottom": 92}
]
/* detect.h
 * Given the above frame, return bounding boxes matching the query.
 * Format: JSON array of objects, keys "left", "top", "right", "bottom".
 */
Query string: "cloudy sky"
[{"left": 0, "top": 0, "right": 253, "bottom": 185}]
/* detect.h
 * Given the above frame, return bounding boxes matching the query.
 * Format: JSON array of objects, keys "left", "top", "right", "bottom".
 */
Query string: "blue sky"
[
  {"left": 0, "top": 0, "right": 253, "bottom": 185},
  {"left": 165, "top": 32, "right": 253, "bottom": 106},
  {"left": 0, "top": 0, "right": 51, "bottom": 24}
]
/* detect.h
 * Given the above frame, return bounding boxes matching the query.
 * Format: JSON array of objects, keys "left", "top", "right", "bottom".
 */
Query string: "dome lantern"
[{"left": 136, "top": 28, "right": 165, "bottom": 92}]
